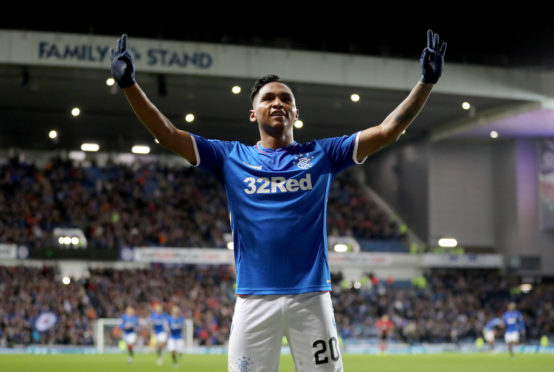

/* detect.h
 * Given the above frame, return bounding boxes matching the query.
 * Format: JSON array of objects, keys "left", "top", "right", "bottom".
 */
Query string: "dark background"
[{"left": 4, "top": 9, "right": 554, "bottom": 68}]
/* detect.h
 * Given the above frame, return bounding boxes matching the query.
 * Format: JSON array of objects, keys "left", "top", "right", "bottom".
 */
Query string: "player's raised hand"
[
  {"left": 110, "top": 34, "right": 136, "bottom": 88},
  {"left": 420, "top": 29, "right": 447, "bottom": 84}
]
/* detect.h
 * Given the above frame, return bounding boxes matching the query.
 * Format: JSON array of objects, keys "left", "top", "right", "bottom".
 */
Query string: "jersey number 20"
[{"left": 313, "top": 337, "right": 340, "bottom": 365}]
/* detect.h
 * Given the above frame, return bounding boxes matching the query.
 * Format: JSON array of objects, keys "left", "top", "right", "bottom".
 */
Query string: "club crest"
[
  {"left": 237, "top": 356, "right": 252, "bottom": 372},
  {"left": 294, "top": 153, "right": 315, "bottom": 169}
]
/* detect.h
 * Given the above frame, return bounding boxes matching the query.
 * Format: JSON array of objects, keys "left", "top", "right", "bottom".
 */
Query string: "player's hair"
[{"left": 250, "top": 74, "right": 283, "bottom": 101}]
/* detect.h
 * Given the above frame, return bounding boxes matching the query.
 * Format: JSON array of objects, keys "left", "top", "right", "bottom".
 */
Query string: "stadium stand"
[
  {"left": 1, "top": 265, "right": 552, "bottom": 347},
  {"left": 0, "top": 156, "right": 405, "bottom": 250},
  {"left": 331, "top": 270, "right": 554, "bottom": 343}
]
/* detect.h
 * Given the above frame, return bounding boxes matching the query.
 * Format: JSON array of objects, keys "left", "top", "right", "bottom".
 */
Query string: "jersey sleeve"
[
  {"left": 317, "top": 131, "right": 367, "bottom": 174},
  {"left": 190, "top": 134, "right": 234, "bottom": 180}
]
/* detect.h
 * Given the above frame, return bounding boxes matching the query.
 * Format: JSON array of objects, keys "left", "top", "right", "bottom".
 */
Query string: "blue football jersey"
[
  {"left": 484, "top": 317, "right": 501, "bottom": 331},
  {"left": 502, "top": 310, "right": 525, "bottom": 333},
  {"left": 191, "top": 131, "right": 366, "bottom": 295},
  {"left": 149, "top": 312, "right": 168, "bottom": 334},
  {"left": 167, "top": 316, "right": 185, "bottom": 339},
  {"left": 120, "top": 314, "right": 138, "bottom": 334}
]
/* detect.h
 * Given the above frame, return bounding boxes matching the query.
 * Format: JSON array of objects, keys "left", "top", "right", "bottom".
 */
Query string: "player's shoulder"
[
  {"left": 190, "top": 133, "right": 243, "bottom": 155},
  {"left": 192, "top": 133, "right": 241, "bottom": 146},
  {"left": 312, "top": 132, "right": 358, "bottom": 149},
  {"left": 314, "top": 133, "right": 354, "bottom": 141}
]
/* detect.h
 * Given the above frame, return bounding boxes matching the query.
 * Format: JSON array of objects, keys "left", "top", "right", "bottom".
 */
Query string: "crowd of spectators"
[
  {"left": 0, "top": 264, "right": 235, "bottom": 347},
  {"left": 332, "top": 270, "right": 554, "bottom": 343},
  {"left": 0, "top": 156, "right": 404, "bottom": 250},
  {"left": 0, "top": 157, "right": 229, "bottom": 249},
  {"left": 3, "top": 156, "right": 548, "bottom": 348},
  {"left": 86, "top": 265, "right": 235, "bottom": 346},
  {"left": 0, "top": 265, "right": 96, "bottom": 346},
  {"left": 327, "top": 176, "right": 403, "bottom": 241},
  {"left": 1, "top": 265, "right": 552, "bottom": 347}
]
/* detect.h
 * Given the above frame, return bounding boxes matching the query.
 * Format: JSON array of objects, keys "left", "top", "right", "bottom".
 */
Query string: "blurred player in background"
[
  {"left": 167, "top": 305, "right": 186, "bottom": 368},
  {"left": 482, "top": 316, "right": 503, "bottom": 352},
  {"left": 376, "top": 314, "right": 394, "bottom": 353},
  {"left": 120, "top": 305, "right": 139, "bottom": 363},
  {"left": 149, "top": 302, "right": 168, "bottom": 365},
  {"left": 110, "top": 29, "right": 446, "bottom": 371},
  {"left": 502, "top": 302, "right": 525, "bottom": 357}
]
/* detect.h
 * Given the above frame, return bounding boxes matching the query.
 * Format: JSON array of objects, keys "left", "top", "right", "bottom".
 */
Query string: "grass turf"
[{"left": 1, "top": 353, "right": 553, "bottom": 371}]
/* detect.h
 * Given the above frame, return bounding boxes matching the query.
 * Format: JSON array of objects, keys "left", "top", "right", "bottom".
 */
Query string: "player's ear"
[
  {"left": 295, "top": 108, "right": 300, "bottom": 121},
  {"left": 249, "top": 109, "right": 257, "bottom": 123}
]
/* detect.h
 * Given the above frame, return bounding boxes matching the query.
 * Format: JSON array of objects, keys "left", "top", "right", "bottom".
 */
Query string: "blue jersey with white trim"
[
  {"left": 167, "top": 316, "right": 185, "bottom": 339},
  {"left": 191, "top": 131, "right": 366, "bottom": 295},
  {"left": 149, "top": 312, "right": 168, "bottom": 334},
  {"left": 120, "top": 314, "right": 138, "bottom": 335},
  {"left": 502, "top": 310, "right": 525, "bottom": 333}
]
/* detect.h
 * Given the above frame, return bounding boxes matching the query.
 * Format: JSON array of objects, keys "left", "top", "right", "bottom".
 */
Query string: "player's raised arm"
[
  {"left": 355, "top": 30, "right": 447, "bottom": 162},
  {"left": 110, "top": 34, "right": 197, "bottom": 165}
]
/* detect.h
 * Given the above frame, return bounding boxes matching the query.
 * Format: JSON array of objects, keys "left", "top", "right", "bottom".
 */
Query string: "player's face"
[{"left": 250, "top": 82, "right": 299, "bottom": 135}]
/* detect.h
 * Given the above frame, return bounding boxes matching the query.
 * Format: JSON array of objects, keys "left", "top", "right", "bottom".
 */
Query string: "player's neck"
[{"left": 259, "top": 132, "right": 294, "bottom": 150}]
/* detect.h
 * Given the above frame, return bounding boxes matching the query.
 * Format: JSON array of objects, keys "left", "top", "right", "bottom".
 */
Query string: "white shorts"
[
  {"left": 124, "top": 332, "right": 137, "bottom": 346},
  {"left": 483, "top": 330, "right": 495, "bottom": 343},
  {"left": 505, "top": 331, "right": 520, "bottom": 344},
  {"left": 167, "top": 338, "right": 185, "bottom": 352},
  {"left": 155, "top": 332, "right": 168, "bottom": 344},
  {"left": 228, "top": 292, "right": 342, "bottom": 372}
]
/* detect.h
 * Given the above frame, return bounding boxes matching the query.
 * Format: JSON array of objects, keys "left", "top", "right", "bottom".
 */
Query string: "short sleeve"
[
  {"left": 190, "top": 134, "right": 234, "bottom": 180},
  {"left": 317, "top": 131, "right": 367, "bottom": 174}
]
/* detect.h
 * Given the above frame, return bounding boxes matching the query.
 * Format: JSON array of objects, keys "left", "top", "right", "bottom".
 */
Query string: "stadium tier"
[
  {"left": 1, "top": 265, "right": 552, "bottom": 348},
  {"left": 0, "top": 156, "right": 406, "bottom": 251}
]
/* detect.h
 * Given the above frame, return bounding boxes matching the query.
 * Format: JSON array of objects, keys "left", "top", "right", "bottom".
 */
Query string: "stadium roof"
[
  {"left": 4, "top": 11, "right": 554, "bottom": 68},
  {"left": 1, "top": 15, "right": 554, "bottom": 155}
]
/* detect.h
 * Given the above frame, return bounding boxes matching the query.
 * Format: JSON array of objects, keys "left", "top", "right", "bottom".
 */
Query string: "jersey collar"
[{"left": 256, "top": 140, "right": 298, "bottom": 153}]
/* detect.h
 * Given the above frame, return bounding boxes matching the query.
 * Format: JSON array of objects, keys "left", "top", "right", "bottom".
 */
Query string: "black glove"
[
  {"left": 420, "top": 29, "right": 447, "bottom": 84},
  {"left": 110, "top": 34, "right": 136, "bottom": 88}
]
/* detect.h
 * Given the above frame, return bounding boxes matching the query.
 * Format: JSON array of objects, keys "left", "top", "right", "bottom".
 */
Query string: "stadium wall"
[
  {"left": 365, "top": 140, "right": 496, "bottom": 249},
  {"left": 1, "top": 30, "right": 551, "bottom": 100},
  {"left": 492, "top": 141, "right": 519, "bottom": 262},
  {"left": 363, "top": 139, "right": 430, "bottom": 243},
  {"left": 366, "top": 138, "right": 554, "bottom": 275},
  {"left": 493, "top": 139, "right": 554, "bottom": 276},
  {"left": 429, "top": 141, "right": 495, "bottom": 248}
]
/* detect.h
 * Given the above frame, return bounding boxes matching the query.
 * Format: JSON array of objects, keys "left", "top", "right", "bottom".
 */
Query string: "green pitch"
[{"left": 1, "top": 353, "right": 553, "bottom": 371}]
